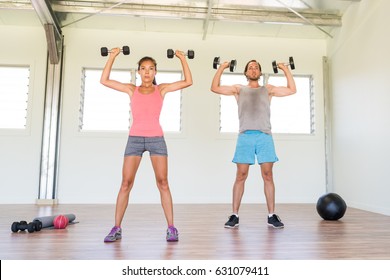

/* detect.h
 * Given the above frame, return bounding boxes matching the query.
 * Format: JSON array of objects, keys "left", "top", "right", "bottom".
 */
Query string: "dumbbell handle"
[
  {"left": 275, "top": 57, "right": 294, "bottom": 66},
  {"left": 108, "top": 48, "right": 127, "bottom": 53},
  {"left": 273, "top": 61, "right": 291, "bottom": 66},
  {"left": 106, "top": 47, "right": 126, "bottom": 53},
  {"left": 221, "top": 61, "right": 236, "bottom": 67},
  {"left": 168, "top": 49, "right": 193, "bottom": 55}
]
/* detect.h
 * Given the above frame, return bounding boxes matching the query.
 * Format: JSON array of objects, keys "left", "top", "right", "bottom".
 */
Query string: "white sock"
[{"left": 268, "top": 213, "right": 275, "bottom": 218}]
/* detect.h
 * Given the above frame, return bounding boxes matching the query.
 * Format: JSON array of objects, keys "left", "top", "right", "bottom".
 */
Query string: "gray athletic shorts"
[{"left": 124, "top": 136, "right": 168, "bottom": 157}]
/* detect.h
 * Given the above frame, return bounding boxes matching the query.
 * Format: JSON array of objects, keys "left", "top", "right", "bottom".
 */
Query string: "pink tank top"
[{"left": 129, "top": 86, "right": 163, "bottom": 137}]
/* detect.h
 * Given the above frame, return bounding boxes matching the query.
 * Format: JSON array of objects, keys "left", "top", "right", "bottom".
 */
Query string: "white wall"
[
  {"left": 0, "top": 22, "right": 327, "bottom": 205},
  {"left": 0, "top": 26, "right": 47, "bottom": 203},
  {"left": 2, "top": 1, "right": 389, "bottom": 217},
  {"left": 327, "top": 0, "right": 390, "bottom": 215}
]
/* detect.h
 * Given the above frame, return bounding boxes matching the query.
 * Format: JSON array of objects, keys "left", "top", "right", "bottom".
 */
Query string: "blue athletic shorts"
[
  {"left": 232, "top": 130, "right": 279, "bottom": 165},
  {"left": 124, "top": 136, "right": 168, "bottom": 157}
]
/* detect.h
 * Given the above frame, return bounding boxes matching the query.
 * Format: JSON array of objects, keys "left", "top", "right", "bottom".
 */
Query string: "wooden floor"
[{"left": 1, "top": 203, "right": 390, "bottom": 260}]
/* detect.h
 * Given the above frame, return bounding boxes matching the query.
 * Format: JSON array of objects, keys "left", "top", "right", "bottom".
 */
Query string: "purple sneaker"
[
  {"left": 166, "top": 226, "right": 179, "bottom": 242},
  {"left": 104, "top": 226, "right": 122, "bottom": 242}
]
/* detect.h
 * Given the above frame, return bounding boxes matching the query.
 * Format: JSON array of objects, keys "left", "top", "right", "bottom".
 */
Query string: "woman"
[{"left": 100, "top": 48, "right": 192, "bottom": 242}]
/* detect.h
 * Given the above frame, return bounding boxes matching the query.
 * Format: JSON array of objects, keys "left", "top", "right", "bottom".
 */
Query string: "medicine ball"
[{"left": 316, "top": 193, "right": 347, "bottom": 220}]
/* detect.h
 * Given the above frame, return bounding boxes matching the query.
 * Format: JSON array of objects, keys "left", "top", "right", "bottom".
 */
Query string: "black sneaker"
[
  {"left": 224, "top": 215, "right": 239, "bottom": 228},
  {"left": 267, "top": 214, "right": 284, "bottom": 229}
]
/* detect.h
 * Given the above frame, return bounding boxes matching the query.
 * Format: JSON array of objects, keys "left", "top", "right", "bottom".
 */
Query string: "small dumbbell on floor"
[
  {"left": 167, "top": 49, "right": 195, "bottom": 59},
  {"left": 11, "top": 220, "right": 43, "bottom": 233},
  {"left": 272, "top": 56, "right": 295, "bottom": 73},
  {"left": 100, "top": 46, "right": 130, "bottom": 57},
  {"left": 213, "top": 57, "right": 237, "bottom": 72}
]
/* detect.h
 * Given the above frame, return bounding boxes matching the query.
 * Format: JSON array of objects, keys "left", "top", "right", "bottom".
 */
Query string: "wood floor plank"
[{"left": 1, "top": 204, "right": 389, "bottom": 260}]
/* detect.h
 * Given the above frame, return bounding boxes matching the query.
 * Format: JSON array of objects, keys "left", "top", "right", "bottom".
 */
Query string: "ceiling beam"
[
  {"left": 202, "top": 0, "right": 213, "bottom": 40},
  {"left": 0, "top": 0, "right": 32, "bottom": 10},
  {"left": 51, "top": 2, "right": 342, "bottom": 27},
  {"left": 274, "top": 0, "right": 333, "bottom": 38},
  {"left": 0, "top": 1, "right": 343, "bottom": 28}
]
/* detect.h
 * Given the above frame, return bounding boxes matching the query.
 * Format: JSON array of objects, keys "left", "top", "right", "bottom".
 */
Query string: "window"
[
  {"left": 0, "top": 66, "right": 30, "bottom": 129},
  {"left": 79, "top": 69, "right": 182, "bottom": 132},
  {"left": 219, "top": 73, "right": 314, "bottom": 134},
  {"left": 268, "top": 75, "right": 314, "bottom": 134},
  {"left": 80, "top": 69, "right": 131, "bottom": 131}
]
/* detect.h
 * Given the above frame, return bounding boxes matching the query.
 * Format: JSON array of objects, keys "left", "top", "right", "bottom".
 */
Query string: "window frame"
[
  {"left": 0, "top": 64, "right": 31, "bottom": 135},
  {"left": 79, "top": 67, "right": 134, "bottom": 133}
]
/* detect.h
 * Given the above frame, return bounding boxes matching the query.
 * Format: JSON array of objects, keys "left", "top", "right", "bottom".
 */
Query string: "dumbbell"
[
  {"left": 213, "top": 57, "right": 237, "bottom": 72},
  {"left": 100, "top": 46, "right": 130, "bottom": 57},
  {"left": 167, "top": 49, "right": 195, "bottom": 59},
  {"left": 11, "top": 220, "right": 43, "bottom": 233},
  {"left": 272, "top": 56, "right": 295, "bottom": 74}
]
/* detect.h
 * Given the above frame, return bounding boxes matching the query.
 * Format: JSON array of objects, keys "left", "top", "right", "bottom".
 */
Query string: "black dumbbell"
[
  {"left": 11, "top": 220, "right": 42, "bottom": 233},
  {"left": 100, "top": 46, "right": 130, "bottom": 57},
  {"left": 213, "top": 57, "right": 237, "bottom": 72},
  {"left": 167, "top": 49, "right": 195, "bottom": 59},
  {"left": 272, "top": 56, "right": 295, "bottom": 74}
]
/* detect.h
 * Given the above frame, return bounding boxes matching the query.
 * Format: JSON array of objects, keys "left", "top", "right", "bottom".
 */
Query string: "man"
[{"left": 211, "top": 59, "right": 296, "bottom": 229}]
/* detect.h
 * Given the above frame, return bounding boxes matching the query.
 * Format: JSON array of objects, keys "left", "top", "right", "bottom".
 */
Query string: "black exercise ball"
[{"left": 316, "top": 193, "right": 347, "bottom": 220}]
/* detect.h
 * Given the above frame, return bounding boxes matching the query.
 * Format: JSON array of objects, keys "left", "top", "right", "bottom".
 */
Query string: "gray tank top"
[{"left": 237, "top": 86, "right": 271, "bottom": 134}]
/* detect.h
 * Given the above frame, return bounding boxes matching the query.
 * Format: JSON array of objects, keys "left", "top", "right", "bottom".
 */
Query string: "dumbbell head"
[
  {"left": 27, "top": 222, "right": 36, "bottom": 233},
  {"left": 33, "top": 220, "right": 42, "bottom": 232},
  {"left": 167, "top": 49, "right": 174, "bottom": 59},
  {"left": 100, "top": 46, "right": 130, "bottom": 57},
  {"left": 100, "top": 47, "right": 108, "bottom": 57},
  {"left": 11, "top": 221, "right": 20, "bottom": 232},
  {"left": 213, "top": 57, "right": 236, "bottom": 72},
  {"left": 272, "top": 60, "right": 278, "bottom": 74},
  {"left": 229, "top": 60, "right": 237, "bottom": 72},
  {"left": 213, "top": 57, "right": 220, "bottom": 69},
  {"left": 289, "top": 56, "right": 295, "bottom": 70},
  {"left": 122, "top": 46, "right": 130, "bottom": 55},
  {"left": 167, "top": 49, "right": 195, "bottom": 59},
  {"left": 187, "top": 50, "right": 195, "bottom": 59}
]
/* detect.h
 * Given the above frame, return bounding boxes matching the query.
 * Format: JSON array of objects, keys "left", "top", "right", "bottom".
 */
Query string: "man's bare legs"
[
  {"left": 225, "top": 162, "right": 284, "bottom": 228},
  {"left": 260, "top": 162, "right": 275, "bottom": 214},
  {"left": 232, "top": 164, "right": 250, "bottom": 214}
]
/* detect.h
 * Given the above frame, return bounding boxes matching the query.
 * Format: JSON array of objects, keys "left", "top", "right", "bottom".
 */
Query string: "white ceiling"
[{"left": 0, "top": 0, "right": 360, "bottom": 39}]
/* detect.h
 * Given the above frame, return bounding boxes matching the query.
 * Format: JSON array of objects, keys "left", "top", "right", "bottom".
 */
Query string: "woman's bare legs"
[
  {"left": 114, "top": 156, "right": 142, "bottom": 227},
  {"left": 150, "top": 155, "right": 174, "bottom": 226}
]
